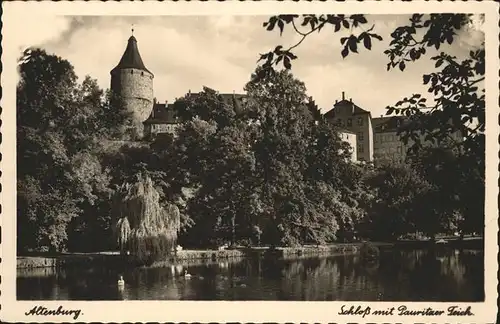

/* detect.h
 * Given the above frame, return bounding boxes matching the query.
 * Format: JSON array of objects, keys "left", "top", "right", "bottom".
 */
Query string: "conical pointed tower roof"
[{"left": 111, "top": 35, "right": 152, "bottom": 75}]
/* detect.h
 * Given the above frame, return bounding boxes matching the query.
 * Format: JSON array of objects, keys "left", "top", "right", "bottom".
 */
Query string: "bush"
[{"left": 360, "top": 241, "right": 380, "bottom": 261}]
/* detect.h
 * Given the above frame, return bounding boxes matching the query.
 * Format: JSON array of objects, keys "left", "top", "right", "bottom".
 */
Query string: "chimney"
[
  {"left": 349, "top": 98, "right": 352, "bottom": 103},
  {"left": 342, "top": 91, "right": 345, "bottom": 100},
  {"left": 335, "top": 100, "right": 338, "bottom": 104}
]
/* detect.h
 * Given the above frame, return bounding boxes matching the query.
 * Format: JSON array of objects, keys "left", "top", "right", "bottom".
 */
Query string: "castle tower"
[{"left": 110, "top": 32, "right": 154, "bottom": 134}]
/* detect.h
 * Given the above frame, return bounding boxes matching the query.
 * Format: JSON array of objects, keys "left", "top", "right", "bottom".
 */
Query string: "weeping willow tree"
[{"left": 112, "top": 174, "right": 181, "bottom": 263}]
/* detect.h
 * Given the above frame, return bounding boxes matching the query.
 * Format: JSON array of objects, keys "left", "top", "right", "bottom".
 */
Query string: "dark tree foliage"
[
  {"left": 258, "top": 13, "right": 485, "bottom": 238},
  {"left": 17, "top": 49, "right": 132, "bottom": 252},
  {"left": 365, "top": 161, "right": 435, "bottom": 240},
  {"left": 156, "top": 69, "right": 367, "bottom": 248}
]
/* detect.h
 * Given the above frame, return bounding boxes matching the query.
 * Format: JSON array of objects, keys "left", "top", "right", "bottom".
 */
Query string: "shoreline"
[
  {"left": 17, "top": 243, "right": 380, "bottom": 270},
  {"left": 17, "top": 237, "right": 483, "bottom": 270}
]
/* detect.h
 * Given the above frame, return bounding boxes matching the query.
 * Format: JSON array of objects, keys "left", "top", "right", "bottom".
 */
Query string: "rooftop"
[
  {"left": 143, "top": 102, "right": 179, "bottom": 125},
  {"left": 111, "top": 35, "right": 152, "bottom": 75},
  {"left": 323, "top": 92, "right": 370, "bottom": 118},
  {"left": 143, "top": 88, "right": 247, "bottom": 125}
]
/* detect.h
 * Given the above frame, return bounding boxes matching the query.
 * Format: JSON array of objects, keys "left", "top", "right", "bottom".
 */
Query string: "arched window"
[
  {"left": 130, "top": 70, "right": 133, "bottom": 74},
  {"left": 357, "top": 117, "right": 363, "bottom": 126},
  {"left": 141, "top": 71, "right": 144, "bottom": 76}
]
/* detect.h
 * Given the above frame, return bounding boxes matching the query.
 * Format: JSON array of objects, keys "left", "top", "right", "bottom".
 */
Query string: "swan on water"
[{"left": 184, "top": 270, "right": 192, "bottom": 278}]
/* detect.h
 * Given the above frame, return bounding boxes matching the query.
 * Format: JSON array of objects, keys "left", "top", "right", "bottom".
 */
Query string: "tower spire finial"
[{"left": 131, "top": 24, "right": 134, "bottom": 36}]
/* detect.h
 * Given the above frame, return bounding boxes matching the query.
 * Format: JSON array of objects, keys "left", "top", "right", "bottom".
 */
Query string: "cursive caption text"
[
  {"left": 25, "top": 305, "right": 82, "bottom": 320},
  {"left": 339, "top": 305, "right": 474, "bottom": 318}
]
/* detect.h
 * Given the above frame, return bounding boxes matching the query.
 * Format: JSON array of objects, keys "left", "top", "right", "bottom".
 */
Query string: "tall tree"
[
  {"left": 17, "top": 48, "right": 131, "bottom": 252},
  {"left": 165, "top": 89, "right": 258, "bottom": 247},
  {"left": 245, "top": 69, "right": 362, "bottom": 246}
]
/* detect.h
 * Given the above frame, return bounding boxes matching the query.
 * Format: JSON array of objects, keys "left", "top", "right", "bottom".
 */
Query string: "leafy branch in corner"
[
  {"left": 256, "top": 14, "right": 383, "bottom": 79},
  {"left": 384, "top": 14, "right": 474, "bottom": 72},
  {"left": 382, "top": 14, "right": 484, "bottom": 159}
]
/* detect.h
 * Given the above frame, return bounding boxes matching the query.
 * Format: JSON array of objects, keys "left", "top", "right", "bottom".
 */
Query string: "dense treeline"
[{"left": 17, "top": 21, "right": 484, "bottom": 254}]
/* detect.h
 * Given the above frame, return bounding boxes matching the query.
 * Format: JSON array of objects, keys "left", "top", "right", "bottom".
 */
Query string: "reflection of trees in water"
[
  {"left": 459, "top": 250, "right": 485, "bottom": 300},
  {"left": 275, "top": 256, "right": 365, "bottom": 300},
  {"left": 26, "top": 267, "right": 121, "bottom": 300},
  {"left": 372, "top": 249, "right": 483, "bottom": 301},
  {"left": 18, "top": 249, "right": 484, "bottom": 301},
  {"left": 17, "top": 267, "right": 57, "bottom": 278}
]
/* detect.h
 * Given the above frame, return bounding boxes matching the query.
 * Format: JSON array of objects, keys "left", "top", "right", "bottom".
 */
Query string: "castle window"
[
  {"left": 357, "top": 117, "right": 363, "bottom": 126},
  {"left": 131, "top": 70, "right": 133, "bottom": 74},
  {"left": 141, "top": 72, "right": 144, "bottom": 76},
  {"left": 358, "top": 144, "right": 364, "bottom": 153},
  {"left": 337, "top": 119, "right": 342, "bottom": 126},
  {"left": 347, "top": 118, "right": 352, "bottom": 127},
  {"left": 357, "top": 132, "right": 364, "bottom": 141}
]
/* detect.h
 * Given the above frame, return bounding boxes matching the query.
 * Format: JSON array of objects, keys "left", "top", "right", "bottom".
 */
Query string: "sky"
[{"left": 20, "top": 14, "right": 484, "bottom": 117}]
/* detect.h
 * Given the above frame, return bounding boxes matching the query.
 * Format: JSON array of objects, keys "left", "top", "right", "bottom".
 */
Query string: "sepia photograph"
[{"left": 1, "top": 1, "right": 498, "bottom": 323}]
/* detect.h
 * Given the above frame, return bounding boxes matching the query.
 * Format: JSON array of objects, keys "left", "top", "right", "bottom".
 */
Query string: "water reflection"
[{"left": 17, "top": 249, "right": 484, "bottom": 301}]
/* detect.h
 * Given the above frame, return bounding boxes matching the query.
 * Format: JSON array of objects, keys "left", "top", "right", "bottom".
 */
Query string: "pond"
[{"left": 17, "top": 248, "right": 484, "bottom": 301}]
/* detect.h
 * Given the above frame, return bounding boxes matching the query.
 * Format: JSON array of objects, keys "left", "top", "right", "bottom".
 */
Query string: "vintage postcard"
[{"left": 1, "top": 1, "right": 498, "bottom": 323}]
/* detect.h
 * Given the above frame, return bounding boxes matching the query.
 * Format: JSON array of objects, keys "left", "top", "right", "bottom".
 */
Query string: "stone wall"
[{"left": 111, "top": 68, "right": 154, "bottom": 123}]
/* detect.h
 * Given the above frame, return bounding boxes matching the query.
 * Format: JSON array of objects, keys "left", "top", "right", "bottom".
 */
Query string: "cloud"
[
  {"left": 8, "top": 16, "right": 73, "bottom": 52},
  {"left": 31, "top": 14, "right": 483, "bottom": 117}
]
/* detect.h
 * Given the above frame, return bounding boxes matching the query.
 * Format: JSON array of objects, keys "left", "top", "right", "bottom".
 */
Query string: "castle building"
[
  {"left": 110, "top": 33, "right": 154, "bottom": 136},
  {"left": 372, "top": 116, "right": 407, "bottom": 163},
  {"left": 143, "top": 88, "right": 247, "bottom": 139},
  {"left": 143, "top": 100, "right": 180, "bottom": 138},
  {"left": 373, "top": 116, "right": 463, "bottom": 164},
  {"left": 325, "top": 93, "right": 463, "bottom": 164},
  {"left": 323, "top": 92, "right": 374, "bottom": 162}
]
